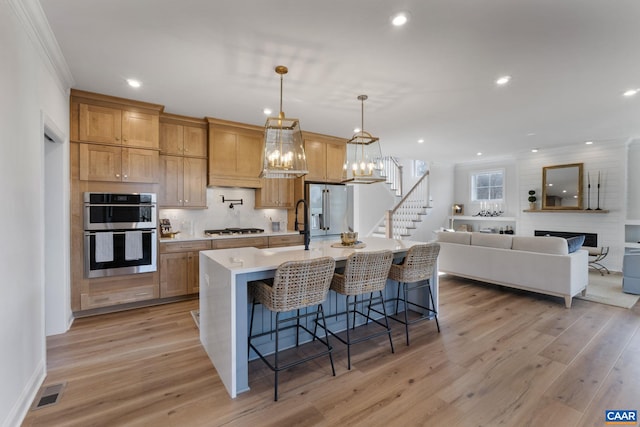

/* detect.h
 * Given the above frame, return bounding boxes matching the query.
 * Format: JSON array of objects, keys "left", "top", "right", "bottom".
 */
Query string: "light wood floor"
[{"left": 23, "top": 276, "right": 640, "bottom": 427}]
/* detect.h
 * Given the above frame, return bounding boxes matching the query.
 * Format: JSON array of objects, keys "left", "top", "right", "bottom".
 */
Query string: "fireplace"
[{"left": 534, "top": 230, "right": 597, "bottom": 247}]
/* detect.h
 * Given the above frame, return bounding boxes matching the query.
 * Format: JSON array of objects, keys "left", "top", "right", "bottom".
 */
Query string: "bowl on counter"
[
  {"left": 160, "top": 231, "right": 180, "bottom": 238},
  {"left": 340, "top": 232, "right": 358, "bottom": 246}
]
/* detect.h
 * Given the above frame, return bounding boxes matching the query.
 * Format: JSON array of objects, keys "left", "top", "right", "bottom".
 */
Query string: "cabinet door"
[
  {"left": 304, "top": 139, "right": 327, "bottom": 182},
  {"left": 122, "top": 148, "right": 159, "bottom": 183},
  {"left": 255, "top": 178, "right": 280, "bottom": 208},
  {"left": 183, "top": 126, "right": 207, "bottom": 158},
  {"left": 79, "top": 143, "right": 122, "bottom": 181},
  {"left": 183, "top": 157, "right": 207, "bottom": 208},
  {"left": 278, "top": 178, "right": 294, "bottom": 208},
  {"left": 79, "top": 104, "right": 122, "bottom": 144},
  {"left": 325, "top": 141, "right": 346, "bottom": 183},
  {"left": 187, "top": 252, "right": 199, "bottom": 294},
  {"left": 159, "top": 155, "right": 184, "bottom": 206},
  {"left": 122, "top": 110, "right": 159, "bottom": 149},
  {"left": 160, "top": 252, "right": 188, "bottom": 297},
  {"left": 159, "top": 122, "right": 184, "bottom": 155}
]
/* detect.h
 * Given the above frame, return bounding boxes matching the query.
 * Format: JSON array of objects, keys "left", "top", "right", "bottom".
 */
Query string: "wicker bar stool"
[
  {"left": 248, "top": 256, "right": 336, "bottom": 401},
  {"left": 326, "top": 250, "right": 394, "bottom": 370},
  {"left": 385, "top": 242, "right": 440, "bottom": 345}
]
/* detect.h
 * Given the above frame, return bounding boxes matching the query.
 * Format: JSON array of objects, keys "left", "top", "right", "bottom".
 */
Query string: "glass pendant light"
[
  {"left": 342, "top": 95, "right": 385, "bottom": 183},
  {"left": 260, "top": 65, "right": 308, "bottom": 179}
]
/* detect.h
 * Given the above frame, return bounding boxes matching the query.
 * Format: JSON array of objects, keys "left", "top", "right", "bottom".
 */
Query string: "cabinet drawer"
[
  {"left": 268, "top": 234, "right": 304, "bottom": 247},
  {"left": 212, "top": 236, "right": 268, "bottom": 249},
  {"left": 160, "top": 240, "right": 212, "bottom": 253},
  {"left": 81, "top": 284, "right": 159, "bottom": 310}
]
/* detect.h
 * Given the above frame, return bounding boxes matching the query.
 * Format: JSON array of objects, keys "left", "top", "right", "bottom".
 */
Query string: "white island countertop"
[{"left": 199, "top": 236, "right": 437, "bottom": 398}]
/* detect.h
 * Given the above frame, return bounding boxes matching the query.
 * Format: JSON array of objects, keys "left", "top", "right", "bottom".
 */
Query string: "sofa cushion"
[
  {"left": 566, "top": 235, "right": 585, "bottom": 253},
  {"left": 511, "top": 236, "right": 568, "bottom": 255},
  {"left": 436, "top": 231, "right": 471, "bottom": 245},
  {"left": 471, "top": 232, "right": 513, "bottom": 249}
]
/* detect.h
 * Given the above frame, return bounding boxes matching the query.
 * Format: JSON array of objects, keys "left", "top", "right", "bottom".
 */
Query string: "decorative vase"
[{"left": 529, "top": 202, "right": 536, "bottom": 210}]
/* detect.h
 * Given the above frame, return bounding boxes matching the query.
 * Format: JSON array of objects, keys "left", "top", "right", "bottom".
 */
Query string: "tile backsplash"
[{"left": 159, "top": 187, "right": 288, "bottom": 236}]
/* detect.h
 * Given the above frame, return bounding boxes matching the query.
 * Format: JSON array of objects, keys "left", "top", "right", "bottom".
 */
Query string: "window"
[{"left": 471, "top": 170, "right": 504, "bottom": 201}]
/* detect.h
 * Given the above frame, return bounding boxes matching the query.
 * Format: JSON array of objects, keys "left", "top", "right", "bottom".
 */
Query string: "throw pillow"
[{"left": 566, "top": 235, "right": 586, "bottom": 253}]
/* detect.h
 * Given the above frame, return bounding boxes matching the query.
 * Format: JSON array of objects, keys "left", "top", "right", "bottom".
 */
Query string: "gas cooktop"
[{"left": 204, "top": 228, "right": 265, "bottom": 236}]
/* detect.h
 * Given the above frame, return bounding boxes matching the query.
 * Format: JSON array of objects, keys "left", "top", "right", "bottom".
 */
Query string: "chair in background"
[
  {"left": 248, "top": 256, "right": 336, "bottom": 401},
  {"left": 623, "top": 252, "right": 640, "bottom": 295},
  {"left": 587, "top": 246, "right": 610, "bottom": 275},
  {"left": 386, "top": 242, "right": 440, "bottom": 346},
  {"left": 327, "top": 250, "right": 394, "bottom": 370}
]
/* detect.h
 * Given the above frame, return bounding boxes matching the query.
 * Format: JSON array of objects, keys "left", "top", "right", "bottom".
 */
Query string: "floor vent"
[{"left": 32, "top": 382, "right": 66, "bottom": 410}]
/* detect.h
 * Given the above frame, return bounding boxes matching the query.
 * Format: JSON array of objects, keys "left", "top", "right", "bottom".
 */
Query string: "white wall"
[
  {"left": 0, "top": 1, "right": 71, "bottom": 425},
  {"left": 627, "top": 140, "right": 640, "bottom": 220},
  {"left": 517, "top": 142, "right": 626, "bottom": 271}
]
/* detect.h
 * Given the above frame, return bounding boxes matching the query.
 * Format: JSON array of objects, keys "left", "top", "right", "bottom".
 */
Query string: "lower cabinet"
[{"left": 160, "top": 240, "right": 211, "bottom": 297}]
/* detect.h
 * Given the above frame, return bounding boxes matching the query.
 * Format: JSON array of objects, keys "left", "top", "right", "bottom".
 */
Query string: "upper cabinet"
[
  {"left": 255, "top": 178, "right": 294, "bottom": 209},
  {"left": 160, "top": 113, "right": 207, "bottom": 157},
  {"left": 304, "top": 133, "right": 346, "bottom": 183},
  {"left": 78, "top": 104, "right": 159, "bottom": 149},
  {"left": 207, "top": 118, "right": 263, "bottom": 188},
  {"left": 159, "top": 114, "right": 208, "bottom": 208}
]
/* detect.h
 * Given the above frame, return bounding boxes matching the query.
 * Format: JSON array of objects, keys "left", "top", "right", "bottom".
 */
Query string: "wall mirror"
[{"left": 542, "top": 163, "right": 583, "bottom": 209}]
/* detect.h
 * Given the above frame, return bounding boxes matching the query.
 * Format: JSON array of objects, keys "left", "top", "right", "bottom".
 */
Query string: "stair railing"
[
  {"left": 384, "top": 170, "right": 430, "bottom": 238},
  {"left": 381, "top": 156, "right": 403, "bottom": 197}
]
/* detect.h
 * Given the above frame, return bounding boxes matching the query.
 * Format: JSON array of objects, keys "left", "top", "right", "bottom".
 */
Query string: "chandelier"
[
  {"left": 342, "top": 95, "right": 385, "bottom": 183},
  {"left": 260, "top": 65, "right": 308, "bottom": 179}
]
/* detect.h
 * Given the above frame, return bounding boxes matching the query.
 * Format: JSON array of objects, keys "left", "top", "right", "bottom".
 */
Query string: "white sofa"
[{"left": 436, "top": 231, "right": 589, "bottom": 307}]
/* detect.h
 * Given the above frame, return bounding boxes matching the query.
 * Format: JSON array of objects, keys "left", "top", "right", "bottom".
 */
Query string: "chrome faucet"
[{"left": 294, "top": 198, "right": 310, "bottom": 251}]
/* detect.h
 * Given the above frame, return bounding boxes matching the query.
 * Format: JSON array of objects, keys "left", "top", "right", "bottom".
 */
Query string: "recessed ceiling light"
[
  {"left": 531, "top": 148, "right": 539, "bottom": 153},
  {"left": 527, "top": 132, "right": 536, "bottom": 136},
  {"left": 495, "top": 75, "right": 511, "bottom": 86},
  {"left": 477, "top": 152, "right": 483, "bottom": 156},
  {"left": 623, "top": 89, "right": 638, "bottom": 97},
  {"left": 418, "top": 139, "right": 424, "bottom": 144},
  {"left": 391, "top": 13, "right": 409, "bottom": 26},
  {"left": 585, "top": 141, "right": 593, "bottom": 145},
  {"left": 263, "top": 108, "right": 272, "bottom": 115},
  {"left": 353, "top": 127, "right": 361, "bottom": 133},
  {"left": 126, "top": 79, "right": 141, "bottom": 88}
]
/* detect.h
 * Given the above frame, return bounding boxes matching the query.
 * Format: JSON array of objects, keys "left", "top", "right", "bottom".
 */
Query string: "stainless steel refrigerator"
[{"left": 307, "top": 183, "right": 351, "bottom": 237}]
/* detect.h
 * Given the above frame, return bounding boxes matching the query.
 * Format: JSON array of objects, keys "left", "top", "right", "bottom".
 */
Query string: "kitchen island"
[{"left": 199, "top": 236, "right": 437, "bottom": 398}]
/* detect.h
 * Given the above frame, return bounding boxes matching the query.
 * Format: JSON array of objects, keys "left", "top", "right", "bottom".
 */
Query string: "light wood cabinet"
[
  {"left": 207, "top": 118, "right": 263, "bottom": 188},
  {"left": 211, "top": 236, "right": 269, "bottom": 249},
  {"left": 159, "top": 240, "right": 211, "bottom": 297},
  {"left": 159, "top": 156, "right": 207, "bottom": 208},
  {"left": 79, "top": 103, "right": 159, "bottom": 149},
  {"left": 255, "top": 178, "right": 294, "bottom": 208},
  {"left": 160, "top": 120, "right": 207, "bottom": 157},
  {"left": 268, "top": 234, "right": 304, "bottom": 247},
  {"left": 79, "top": 143, "right": 158, "bottom": 183},
  {"left": 304, "top": 135, "right": 346, "bottom": 183}
]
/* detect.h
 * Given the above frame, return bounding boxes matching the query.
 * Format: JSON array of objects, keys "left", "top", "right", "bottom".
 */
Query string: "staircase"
[
  {"left": 380, "top": 156, "right": 402, "bottom": 197},
  {"left": 372, "top": 169, "right": 431, "bottom": 239}
]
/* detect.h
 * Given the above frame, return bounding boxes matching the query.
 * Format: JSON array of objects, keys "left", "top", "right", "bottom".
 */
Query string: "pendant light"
[
  {"left": 260, "top": 65, "right": 308, "bottom": 179},
  {"left": 342, "top": 95, "right": 385, "bottom": 183}
]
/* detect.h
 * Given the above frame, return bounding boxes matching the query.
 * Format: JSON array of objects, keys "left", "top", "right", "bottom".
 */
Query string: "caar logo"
[{"left": 606, "top": 410, "right": 637, "bottom": 425}]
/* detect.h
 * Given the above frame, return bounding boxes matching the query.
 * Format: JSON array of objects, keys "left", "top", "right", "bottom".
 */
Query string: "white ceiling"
[{"left": 39, "top": 0, "right": 640, "bottom": 164}]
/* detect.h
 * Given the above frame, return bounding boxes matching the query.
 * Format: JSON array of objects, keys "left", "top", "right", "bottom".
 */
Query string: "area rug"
[
  {"left": 191, "top": 310, "right": 200, "bottom": 329},
  {"left": 576, "top": 272, "right": 640, "bottom": 309}
]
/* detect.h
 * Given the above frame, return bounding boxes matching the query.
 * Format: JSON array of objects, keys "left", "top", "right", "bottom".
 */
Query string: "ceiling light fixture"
[
  {"left": 531, "top": 148, "right": 539, "bottom": 153},
  {"left": 126, "top": 79, "right": 141, "bottom": 88},
  {"left": 260, "top": 65, "right": 308, "bottom": 179},
  {"left": 391, "top": 13, "right": 409, "bottom": 26},
  {"left": 623, "top": 89, "right": 638, "bottom": 97},
  {"left": 495, "top": 75, "right": 511, "bottom": 85},
  {"left": 477, "top": 152, "right": 483, "bottom": 156},
  {"left": 418, "top": 139, "right": 424, "bottom": 144},
  {"left": 342, "top": 95, "right": 385, "bottom": 184},
  {"left": 585, "top": 141, "right": 593, "bottom": 145},
  {"left": 263, "top": 108, "right": 272, "bottom": 115}
]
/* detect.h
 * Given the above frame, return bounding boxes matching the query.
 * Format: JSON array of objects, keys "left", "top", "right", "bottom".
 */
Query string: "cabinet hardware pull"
[{"left": 115, "top": 174, "right": 120, "bottom": 178}]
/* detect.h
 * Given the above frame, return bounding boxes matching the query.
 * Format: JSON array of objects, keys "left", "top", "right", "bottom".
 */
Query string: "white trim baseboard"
[{"left": 2, "top": 358, "right": 46, "bottom": 427}]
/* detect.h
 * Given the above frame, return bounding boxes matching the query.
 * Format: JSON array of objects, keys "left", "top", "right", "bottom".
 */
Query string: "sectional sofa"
[{"left": 436, "top": 231, "right": 589, "bottom": 307}]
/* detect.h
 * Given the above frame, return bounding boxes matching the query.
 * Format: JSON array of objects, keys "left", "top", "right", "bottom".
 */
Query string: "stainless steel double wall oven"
[{"left": 83, "top": 192, "right": 157, "bottom": 278}]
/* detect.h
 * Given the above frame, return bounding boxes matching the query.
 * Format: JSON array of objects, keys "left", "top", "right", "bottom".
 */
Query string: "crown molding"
[{"left": 7, "top": 0, "right": 75, "bottom": 93}]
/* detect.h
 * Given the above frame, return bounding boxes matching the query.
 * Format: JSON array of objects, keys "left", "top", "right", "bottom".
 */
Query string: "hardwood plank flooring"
[{"left": 22, "top": 276, "right": 640, "bottom": 427}]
